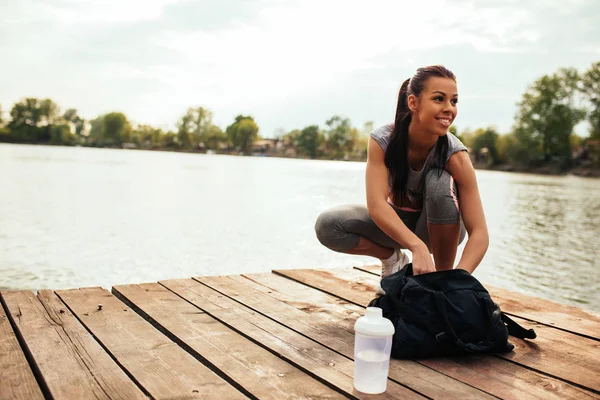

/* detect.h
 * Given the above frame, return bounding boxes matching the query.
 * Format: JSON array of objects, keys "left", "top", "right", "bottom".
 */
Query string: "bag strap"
[{"left": 501, "top": 313, "right": 537, "bottom": 339}]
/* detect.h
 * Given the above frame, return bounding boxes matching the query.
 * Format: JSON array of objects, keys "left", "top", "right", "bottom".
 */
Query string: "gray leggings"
[{"left": 315, "top": 169, "right": 466, "bottom": 252}]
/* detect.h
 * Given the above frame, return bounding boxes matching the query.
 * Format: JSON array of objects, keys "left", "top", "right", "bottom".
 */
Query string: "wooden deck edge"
[{"left": 0, "top": 293, "right": 51, "bottom": 400}]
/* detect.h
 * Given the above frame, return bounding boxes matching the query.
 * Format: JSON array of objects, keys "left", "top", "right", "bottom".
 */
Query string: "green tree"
[
  {"left": 0, "top": 104, "right": 4, "bottom": 127},
  {"left": 89, "top": 112, "right": 132, "bottom": 146},
  {"left": 162, "top": 131, "right": 178, "bottom": 148},
  {"left": 496, "top": 134, "right": 511, "bottom": 163},
  {"left": 39, "top": 98, "right": 60, "bottom": 126},
  {"left": 50, "top": 124, "right": 75, "bottom": 145},
  {"left": 0, "top": 127, "right": 11, "bottom": 142},
  {"left": 295, "top": 125, "right": 322, "bottom": 158},
  {"left": 176, "top": 111, "right": 193, "bottom": 149},
  {"left": 582, "top": 61, "right": 600, "bottom": 138},
  {"left": 510, "top": 68, "right": 585, "bottom": 167},
  {"left": 63, "top": 108, "right": 86, "bottom": 138},
  {"left": 226, "top": 115, "right": 259, "bottom": 154},
  {"left": 8, "top": 98, "right": 61, "bottom": 143},
  {"left": 471, "top": 127, "right": 501, "bottom": 166},
  {"left": 133, "top": 125, "right": 164, "bottom": 149},
  {"left": 151, "top": 128, "right": 164, "bottom": 149},
  {"left": 191, "top": 107, "right": 213, "bottom": 147},
  {"left": 205, "top": 125, "right": 227, "bottom": 150},
  {"left": 324, "top": 116, "right": 355, "bottom": 159},
  {"left": 176, "top": 107, "right": 218, "bottom": 149}
]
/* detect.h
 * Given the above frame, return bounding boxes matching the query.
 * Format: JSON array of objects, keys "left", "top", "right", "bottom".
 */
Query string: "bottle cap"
[{"left": 354, "top": 307, "right": 395, "bottom": 336}]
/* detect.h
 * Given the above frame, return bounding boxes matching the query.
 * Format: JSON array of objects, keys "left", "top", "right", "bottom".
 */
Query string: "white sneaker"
[{"left": 376, "top": 249, "right": 409, "bottom": 295}]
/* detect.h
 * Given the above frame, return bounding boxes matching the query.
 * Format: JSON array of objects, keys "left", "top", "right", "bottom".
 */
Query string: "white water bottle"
[{"left": 353, "top": 307, "right": 395, "bottom": 394}]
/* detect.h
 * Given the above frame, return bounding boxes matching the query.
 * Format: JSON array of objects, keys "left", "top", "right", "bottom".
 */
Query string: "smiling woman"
[{"left": 315, "top": 65, "right": 489, "bottom": 293}]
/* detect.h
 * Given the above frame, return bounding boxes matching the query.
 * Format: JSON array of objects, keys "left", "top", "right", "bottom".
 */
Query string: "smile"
[{"left": 436, "top": 118, "right": 452, "bottom": 127}]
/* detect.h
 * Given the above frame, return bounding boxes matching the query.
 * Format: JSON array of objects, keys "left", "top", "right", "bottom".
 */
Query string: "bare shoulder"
[
  {"left": 366, "top": 136, "right": 390, "bottom": 207},
  {"left": 446, "top": 150, "right": 476, "bottom": 185},
  {"left": 367, "top": 136, "right": 386, "bottom": 164}
]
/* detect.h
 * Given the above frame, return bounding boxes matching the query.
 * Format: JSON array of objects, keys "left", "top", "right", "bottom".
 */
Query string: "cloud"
[
  {"left": 24, "top": 0, "right": 183, "bottom": 24},
  {"left": 147, "top": 0, "right": 552, "bottom": 130},
  {"left": 0, "top": 0, "right": 598, "bottom": 135}
]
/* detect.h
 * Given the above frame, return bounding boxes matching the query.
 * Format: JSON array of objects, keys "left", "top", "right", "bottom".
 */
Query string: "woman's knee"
[
  {"left": 424, "top": 169, "right": 461, "bottom": 224},
  {"left": 314, "top": 206, "right": 360, "bottom": 252}
]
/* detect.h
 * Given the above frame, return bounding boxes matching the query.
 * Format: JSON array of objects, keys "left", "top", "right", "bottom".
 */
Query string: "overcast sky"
[{"left": 1, "top": 0, "right": 599, "bottom": 137}]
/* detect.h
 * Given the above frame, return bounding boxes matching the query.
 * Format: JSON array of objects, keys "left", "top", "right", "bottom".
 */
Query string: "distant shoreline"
[
  {"left": 473, "top": 161, "right": 600, "bottom": 178},
  {"left": 2, "top": 141, "right": 599, "bottom": 178}
]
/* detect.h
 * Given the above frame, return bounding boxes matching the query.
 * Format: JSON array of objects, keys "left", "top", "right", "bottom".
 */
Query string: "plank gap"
[
  {"left": 53, "top": 290, "right": 154, "bottom": 399},
  {"left": 158, "top": 280, "right": 376, "bottom": 399},
  {"left": 191, "top": 277, "right": 355, "bottom": 360},
  {"left": 499, "top": 355, "right": 600, "bottom": 396},
  {"left": 272, "top": 270, "right": 363, "bottom": 307},
  {"left": 111, "top": 286, "right": 257, "bottom": 400}
]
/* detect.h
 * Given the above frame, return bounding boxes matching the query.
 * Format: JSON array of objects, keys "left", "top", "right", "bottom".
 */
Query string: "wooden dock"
[{"left": 1, "top": 265, "right": 599, "bottom": 399}]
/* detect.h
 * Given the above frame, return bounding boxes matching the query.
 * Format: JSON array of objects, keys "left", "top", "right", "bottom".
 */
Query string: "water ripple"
[{"left": 1, "top": 145, "right": 599, "bottom": 313}]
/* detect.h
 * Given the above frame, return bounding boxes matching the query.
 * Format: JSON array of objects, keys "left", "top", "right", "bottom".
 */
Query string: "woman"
[{"left": 315, "top": 65, "right": 489, "bottom": 292}]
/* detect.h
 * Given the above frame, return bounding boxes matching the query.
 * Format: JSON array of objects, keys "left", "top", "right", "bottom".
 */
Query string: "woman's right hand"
[{"left": 411, "top": 246, "right": 436, "bottom": 275}]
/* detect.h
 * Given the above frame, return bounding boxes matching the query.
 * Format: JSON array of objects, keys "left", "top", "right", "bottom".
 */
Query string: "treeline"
[
  {"left": 0, "top": 98, "right": 372, "bottom": 160},
  {"left": 456, "top": 61, "right": 600, "bottom": 171},
  {"left": 0, "top": 61, "right": 598, "bottom": 170},
  {"left": 0, "top": 102, "right": 261, "bottom": 154}
]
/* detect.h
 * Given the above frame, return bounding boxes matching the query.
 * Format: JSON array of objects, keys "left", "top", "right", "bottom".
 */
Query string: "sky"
[{"left": 1, "top": 0, "right": 599, "bottom": 137}]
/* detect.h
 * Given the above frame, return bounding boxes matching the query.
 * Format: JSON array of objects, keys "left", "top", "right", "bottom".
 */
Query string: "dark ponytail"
[
  {"left": 385, "top": 65, "right": 455, "bottom": 204},
  {"left": 384, "top": 79, "right": 411, "bottom": 203}
]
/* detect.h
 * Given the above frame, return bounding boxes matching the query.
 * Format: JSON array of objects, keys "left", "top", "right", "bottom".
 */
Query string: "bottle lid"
[{"left": 354, "top": 307, "right": 395, "bottom": 336}]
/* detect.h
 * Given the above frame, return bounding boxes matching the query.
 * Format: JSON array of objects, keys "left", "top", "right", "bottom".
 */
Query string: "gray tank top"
[{"left": 370, "top": 123, "right": 467, "bottom": 205}]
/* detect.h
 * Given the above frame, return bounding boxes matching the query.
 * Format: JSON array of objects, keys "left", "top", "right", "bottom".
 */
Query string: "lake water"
[{"left": 1, "top": 143, "right": 599, "bottom": 314}]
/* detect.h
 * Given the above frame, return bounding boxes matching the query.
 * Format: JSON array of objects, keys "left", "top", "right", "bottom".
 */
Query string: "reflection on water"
[
  {"left": 0, "top": 144, "right": 599, "bottom": 313},
  {"left": 476, "top": 173, "right": 600, "bottom": 311}
]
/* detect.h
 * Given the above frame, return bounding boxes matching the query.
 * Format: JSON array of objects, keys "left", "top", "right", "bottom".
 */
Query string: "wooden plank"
[
  {"left": 274, "top": 268, "right": 375, "bottom": 307},
  {"left": 0, "top": 296, "right": 44, "bottom": 400},
  {"left": 112, "top": 282, "right": 344, "bottom": 400},
  {"left": 355, "top": 264, "right": 600, "bottom": 340},
  {"left": 274, "top": 268, "right": 600, "bottom": 394},
  {"left": 504, "top": 316, "right": 600, "bottom": 391},
  {"left": 2, "top": 290, "right": 147, "bottom": 400},
  {"left": 198, "top": 274, "right": 495, "bottom": 399},
  {"left": 160, "top": 278, "right": 423, "bottom": 399},
  {"left": 217, "top": 273, "right": 597, "bottom": 400},
  {"left": 421, "top": 356, "right": 600, "bottom": 400},
  {"left": 56, "top": 286, "right": 245, "bottom": 399}
]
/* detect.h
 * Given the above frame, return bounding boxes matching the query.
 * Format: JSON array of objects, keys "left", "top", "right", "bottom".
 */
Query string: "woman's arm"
[
  {"left": 365, "top": 138, "right": 432, "bottom": 262},
  {"left": 446, "top": 151, "right": 489, "bottom": 273}
]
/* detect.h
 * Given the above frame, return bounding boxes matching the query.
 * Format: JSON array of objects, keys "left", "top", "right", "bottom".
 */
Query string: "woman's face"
[{"left": 408, "top": 77, "right": 458, "bottom": 136}]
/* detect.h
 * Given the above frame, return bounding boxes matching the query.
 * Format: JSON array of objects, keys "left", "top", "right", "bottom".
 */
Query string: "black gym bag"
[{"left": 368, "top": 263, "right": 537, "bottom": 358}]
